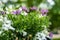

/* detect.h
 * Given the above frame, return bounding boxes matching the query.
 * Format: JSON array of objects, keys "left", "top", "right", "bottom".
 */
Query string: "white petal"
[
  {"left": 9, "top": 26, "right": 15, "bottom": 30},
  {"left": 2, "top": 27, "right": 9, "bottom": 30},
  {"left": 47, "top": 0, "right": 53, "bottom": 3},
  {"left": 19, "top": 7, "right": 22, "bottom": 11},
  {"left": 50, "top": 1, "right": 55, "bottom": 6},
  {"left": 1, "top": 0, "right": 8, "bottom": 3}
]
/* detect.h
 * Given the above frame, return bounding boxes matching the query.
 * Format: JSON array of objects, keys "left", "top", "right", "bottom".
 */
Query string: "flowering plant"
[{"left": 0, "top": 0, "right": 55, "bottom": 40}]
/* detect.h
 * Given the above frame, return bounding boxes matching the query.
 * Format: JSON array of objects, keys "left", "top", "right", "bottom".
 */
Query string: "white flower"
[
  {"left": 8, "top": 26, "right": 15, "bottom": 30},
  {"left": 8, "top": 5, "right": 13, "bottom": 9},
  {"left": 0, "top": 1, "right": 2, "bottom": 4},
  {"left": 19, "top": 7, "right": 22, "bottom": 11},
  {"left": 3, "top": 17, "right": 7, "bottom": 20},
  {"left": 4, "top": 20, "right": 11, "bottom": 24},
  {"left": 2, "top": 26, "right": 9, "bottom": 30},
  {"left": 47, "top": 0, "right": 53, "bottom": 3},
  {"left": 50, "top": 1, "right": 55, "bottom": 6},
  {"left": 1, "top": 0, "right": 8, "bottom": 3},
  {"left": 22, "top": 30, "right": 27, "bottom": 36},
  {"left": 34, "top": 32, "right": 47, "bottom": 40},
  {"left": 47, "top": 0, "right": 55, "bottom": 6},
  {"left": 24, "top": 12, "right": 28, "bottom": 16},
  {"left": 23, "top": 32, "right": 27, "bottom": 36},
  {"left": 2, "top": 23, "right": 15, "bottom": 31}
]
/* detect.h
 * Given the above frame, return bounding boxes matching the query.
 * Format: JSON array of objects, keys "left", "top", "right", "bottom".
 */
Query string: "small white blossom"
[
  {"left": 0, "top": 1, "right": 2, "bottom": 4},
  {"left": 2, "top": 17, "right": 15, "bottom": 31},
  {"left": 22, "top": 30, "right": 27, "bottom": 36},
  {"left": 8, "top": 26, "right": 15, "bottom": 30},
  {"left": 19, "top": 7, "right": 22, "bottom": 11},
  {"left": 0, "top": 0, "right": 8, "bottom": 3},
  {"left": 34, "top": 32, "right": 47, "bottom": 40},
  {"left": 47, "top": 0, "right": 55, "bottom": 6},
  {"left": 24, "top": 12, "right": 28, "bottom": 16},
  {"left": 2, "top": 26, "right": 9, "bottom": 30},
  {"left": 8, "top": 5, "right": 13, "bottom": 9}
]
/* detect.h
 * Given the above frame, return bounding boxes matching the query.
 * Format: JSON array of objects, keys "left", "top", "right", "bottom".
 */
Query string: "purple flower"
[
  {"left": 30, "top": 6, "right": 37, "bottom": 10},
  {"left": 12, "top": 10, "right": 21, "bottom": 14},
  {"left": 16, "top": 10, "right": 21, "bottom": 14},
  {"left": 40, "top": 9, "right": 48, "bottom": 15},
  {"left": 22, "top": 6, "right": 28, "bottom": 11},
  {"left": 0, "top": 11, "right": 5, "bottom": 14},
  {"left": 49, "top": 32, "right": 53, "bottom": 38}
]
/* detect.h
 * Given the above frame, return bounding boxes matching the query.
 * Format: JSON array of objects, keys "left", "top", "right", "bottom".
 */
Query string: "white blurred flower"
[
  {"left": 50, "top": 1, "right": 55, "bottom": 6},
  {"left": 8, "top": 26, "right": 15, "bottom": 30},
  {"left": 24, "top": 12, "right": 28, "bottom": 16},
  {"left": 2, "top": 26, "right": 9, "bottom": 30},
  {"left": 1, "top": 0, "right": 8, "bottom": 3},
  {"left": 4, "top": 20, "right": 11, "bottom": 24},
  {"left": 47, "top": 0, "right": 55, "bottom": 6},
  {"left": 2, "top": 24, "right": 15, "bottom": 31},
  {"left": 19, "top": 7, "right": 22, "bottom": 11},
  {"left": 3, "top": 17, "right": 7, "bottom": 21},
  {"left": 22, "top": 30, "right": 27, "bottom": 36},
  {"left": 34, "top": 32, "right": 47, "bottom": 40},
  {"left": 0, "top": 1, "right": 2, "bottom": 4},
  {"left": 23, "top": 32, "right": 27, "bottom": 36},
  {"left": 8, "top": 5, "right": 13, "bottom": 9},
  {"left": 2, "top": 16, "right": 15, "bottom": 31}
]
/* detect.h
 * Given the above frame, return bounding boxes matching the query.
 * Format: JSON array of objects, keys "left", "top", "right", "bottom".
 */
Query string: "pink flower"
[{"left": 40, "top": 9, "right": 48, "bottom": 15}]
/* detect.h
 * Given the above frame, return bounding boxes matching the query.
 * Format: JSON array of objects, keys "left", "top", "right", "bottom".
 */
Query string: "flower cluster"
[{"left": 0, "top": 0, "right": 55, "bottom": 40}]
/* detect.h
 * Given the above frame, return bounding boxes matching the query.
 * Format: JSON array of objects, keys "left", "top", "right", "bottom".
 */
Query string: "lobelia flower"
[
  {"left": 12, "top": 9, "right": 21, "bottom": 14},
  {"left": 21, "top": 6, "right": 29, "bottom": 12},
  {"left": 0, "top": 11, "right": 5, "bottom": 14},
  {"left": 40, "top": 9, "right": 48, "bottom": 16},
  {"left": 30, "top": 6, "right": 37, "bottom": 10},
  {"left": 49, "top": 32, "right": 53, "bottom": 38}
]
